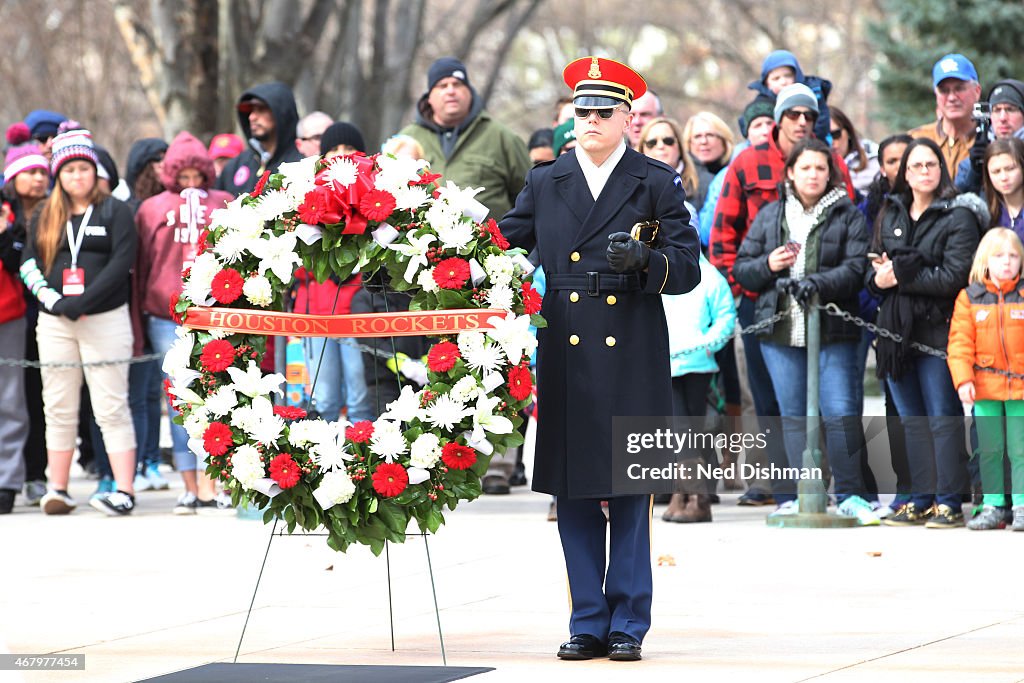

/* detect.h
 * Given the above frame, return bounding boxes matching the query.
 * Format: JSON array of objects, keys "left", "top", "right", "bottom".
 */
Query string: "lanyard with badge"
[{"left": 63, "top": 205, "right": 92, "bottom": 296}]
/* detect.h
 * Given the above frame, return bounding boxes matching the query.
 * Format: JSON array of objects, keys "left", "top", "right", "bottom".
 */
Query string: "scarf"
[{"left": 874, "top": 246, "right": 936, "bottom": 380}]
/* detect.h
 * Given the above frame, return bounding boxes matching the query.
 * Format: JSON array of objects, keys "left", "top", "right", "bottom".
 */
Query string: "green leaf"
[{"left": 530, "top": 314, "right": 547, "bottom": 329}]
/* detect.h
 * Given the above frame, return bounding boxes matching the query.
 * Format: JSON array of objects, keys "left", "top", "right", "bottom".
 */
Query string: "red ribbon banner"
[{"left": 183, "top": 307, "right": 507, "bottom": 338}]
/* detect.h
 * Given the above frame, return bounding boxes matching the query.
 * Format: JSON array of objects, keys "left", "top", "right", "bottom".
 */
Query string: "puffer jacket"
[
  {"left": 947, "top": 277, "right": 1024, "bottom": 401},
  {"left": 663, "top": 254, "right": 736, "bottom": 376},
  {"left": 866, "top": 193, "right": 986, "bottom": 351},
  {"left": 733, "top": 187, "right": 868, "bottom": 344}
]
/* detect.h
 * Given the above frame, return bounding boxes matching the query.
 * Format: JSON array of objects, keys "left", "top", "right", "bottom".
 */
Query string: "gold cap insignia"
[{"left": 588, "top": 57, "right": 602, "bottom": 79}]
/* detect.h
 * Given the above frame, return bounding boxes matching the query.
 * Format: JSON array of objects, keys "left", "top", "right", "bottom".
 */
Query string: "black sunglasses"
[
  {"left": 830, "top": 128, "right": 844, "bottom": 138},
  {"left": 782, "top": 109, "right": 818, "bottom": 123},
  {"left": 643, "top": 136, "right": 677, "bottom": 149},
  {"left": 575, "top": 107, "right": 618, "bottom": 120}
]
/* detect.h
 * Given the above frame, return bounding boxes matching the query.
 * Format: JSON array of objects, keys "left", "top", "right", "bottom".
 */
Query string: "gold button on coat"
[
  {"left": 606, "top": 295, "right": 617, "bottom": 305},
  {"left": 569, "top": 334, "right": 580, "bottom": 345},
  {"left": 569, "top": 292, "right": 579, "bottom": 302},
  {"left": 570, "top": 251, "right": 581, "bottom": 262},
  {"left": 605, "top": 336, "right": 616, "bottom": 347}
]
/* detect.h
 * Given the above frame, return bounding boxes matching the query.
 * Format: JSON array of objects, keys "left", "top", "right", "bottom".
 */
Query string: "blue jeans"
[
  {"left": 129, "top": 354, "right": 162, "bottom": 472},
  {"left": 761, "top": 340, "right": 868, "bottom": 501},
  {"left": 886, "top": 355, "right": 969, "bottom": 509},
  {"left": 148, "top": 316, "right": 194, "bottom": 471},
  {"left": 305, "top": 337, "right": 373, "bottom": 423}
]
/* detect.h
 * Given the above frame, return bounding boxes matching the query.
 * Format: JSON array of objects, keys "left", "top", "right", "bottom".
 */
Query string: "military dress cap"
[{"left": 563, "top": 56, "right": 647, "bottom": 109}]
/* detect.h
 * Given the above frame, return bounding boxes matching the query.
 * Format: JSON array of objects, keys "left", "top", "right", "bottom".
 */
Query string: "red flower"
[
  {"left": 506, "top": 364, "right": 533, "bottom": 401},
  {"left": 196, "top": 228, "right": 211, "bottom": 255},
  {"left": 200, "top": 339, "right": 236, "bottom": 373},
  {"left": 412, "top": 171, "right": 442, "bottom": 186},
  {"left": 427, "top": 342, "right": 460, "bottom": 373},
  {"left": 521, "top": 281, "right": 542, "bottom": 315},
  {"left": 358, "top": 188, "right": 396, "bottom": 222},
  {"left": 485, "top": 218, "right": 510, "bottom": 250},
  {"left": 211, "top": 269, "right": 244, "bottom": 304},
  {"left": 168, "top": 292, "right": 184, "bottom": 324},
  {"left": 269, "top": 453, "right": 302, "bottom": 489},
  {"left": 441, "top": 442, "right": 476, "bottom": 470},
  {"left": 297, "top": 187, "right": 329, "bottom": 225},
  {"left": 433, "top": 257, "right": 470, "bottom": 289},
  {"left": 250, "top": 170, "right": 271, "bottom": 197},
  {"left": 372, "top": 462, "right": 409, "bottom": 497},
  {"left": 273, "top": 405, "right": 307, "bottom": 420},
  {"left": 346, "top": 420, "right": 374, "bottom": 443},
  {"left": 203, "top": 422, "right": 233, "bottom": 456}
]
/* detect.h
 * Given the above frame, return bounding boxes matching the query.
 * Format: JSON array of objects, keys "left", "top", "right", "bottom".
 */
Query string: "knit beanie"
[
  {"left": 320, "top": 122, "right": 366, "bottom": 156},
  {"left": 4, "top": 123, "right": 49, "bottom": 184},
  {"left": 50, "top": 121, "right": 99, "bottom": 175},
  {"left": 552, "top": 119, "right": 576, "bottom": 157},
  {"left": 740, "top": 95, "right": 776, "bottom": 138},
  {"left": 773, "top": 83, "right": 818, "bottom": 123},
  {"left": 427, "top": 57, "right": 470, "bottom": 91},
  {"left": 989, "top": 79, "right": 1024, "bottom": 112}
]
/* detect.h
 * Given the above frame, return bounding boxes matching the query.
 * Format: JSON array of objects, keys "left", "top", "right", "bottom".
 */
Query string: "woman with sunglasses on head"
[
  {"left": 829, "top": 106, "right": 878, "bottom": 198},
  {"left": 869, "top": 137, "right": 985, "bottom": 528},
  {"left": 682, "top": 112, "right": 734, "bottom": 213}
]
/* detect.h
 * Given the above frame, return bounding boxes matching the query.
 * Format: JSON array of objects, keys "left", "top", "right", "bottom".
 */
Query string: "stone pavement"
[{"left": 4, "top": 458, "right": 1024, "bottom": 683}]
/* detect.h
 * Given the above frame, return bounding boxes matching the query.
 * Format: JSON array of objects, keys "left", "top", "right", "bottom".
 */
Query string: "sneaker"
[
  {"left": 737, "top": 491, "right": 776, "bottom": 506},
  {"left": 1012, "top": 506, "right": 1024, "bottom": 532},
  {"left": 90, "top": 491, "right": 135, "bottom": 516},
  {"left": 967, "top": 506, "right": 1007, "bottom": 530},
  {"left": 173, "top": 492, "right": 198, "bottom": 515},
  {"left": 837, "top": 495, "right": 881, "bottom": 526},
  {"left": 41, "top": 490, "right": 77, "bottom": 515},
  {"left": 196, "top": 491, "right": 235, "bottom": 515},
  {"left": 93, "top": 477, "right": 116, "bottom": 498},
  {"left": 768, "top": 500, "right": 798, "bottom": 518},
  {"left": 145, "top": 464, "right": 170, "bottom": 490},
  {"left": 883, "top": 502, "right": 929, "bottom": 526},
  {"left": 133, "top": 473, "right": 155, "bottom": 492},
  {"left": 925, "top": 504, "right": 964, "bottom": 529},
  {"left": 23, "top": 480, "right": 46, "bottom": 506}
]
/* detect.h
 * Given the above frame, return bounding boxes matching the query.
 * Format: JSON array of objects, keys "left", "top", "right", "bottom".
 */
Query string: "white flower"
[
  {"left": 181, "top": 252, "right": 222, "bottom": 306},
  {"left": 243, "top": 275, "right": 274, "bottom": 307},
  {"left": 432, "top": 214, "right": 475, "bottom": 251},
  {"left": 278, "top": 156, "right": 319, "bottom": 204},
  {"left": 207, "top": 328, "right": 230, "bottom": 340},
  {"left": 211, "top": 200, "right": 264, "bottom": 239},
  {"left": 486, "top": 284, "right": 515, "bottom": 311},
  {"left": 471, "top": 393, "right": 514, "bottom": 444},
  {"left": 483, "top": 253, "right": 514, "bottom": 286},
  {"left": 457, "top": 331, "right": 485, "bottom": 356},
  {"left": 288, "top": 419, "right": 339, "bottom": 448},
  {"left": 450, "top": 375, "right": 480, "bottom": 403},
  {"left": 254, "top": 190, "right": 292, "bottom": 223},
  {"left": 240, "top": 396, "right": 285, "bottom": 446},
  {"left": 162, "top": 330, "right": 195, "bottom": 378},
  {"left": 425, "top": 200, "right": 461, "bottom": 235},
  {"left": 313, "top": 470, "right": 356, "bottom": 509},
  {"left": 248, "top": 232, "right": 302, "bottom": 283},
  {"left": 323, "top": 156, "right": 358, "bottom": 187},
  {"left": 435, "top": 181, "right": 483, "bottom": 215},
  {"left": 392, "top": 186, "right": 430, "bottom": 211},
  {"left": 168, "top": 377, "right": 204, "bottom": 408},
  {"left": 374, "top": 155, "right": 427, "bottom": 194},
  {"left": 423, "top": 395, "right": 473, "bottom": 431},
  {"left": 183, "top": 409, "right": 211, "bottom": 439},
  {"left": 486, "top": 311, "right": 538, "bottom": 365},
  {"left": 369, "top": 419, "right": 408, "bottom": 462},
  {"left": 311, "top": 423, "right": 352, "bottom": 472},
  {"left": 380, "top": 385, "right": 423, "bottom": 423},
  {"left": 462, "top": 339, "right": 505, "bottom": 374},
  {"left": 417, "top": 267, "right": 439, "bottom": 293},
  {"left": 231, "top": 444, "right": 265, "bottom": 490},
  {"left": 226, "top": 359, "right": 285, "bottom": 398},
  {"left": 204, "top": 386, "right": 238, "bottom": 417},
  {"left": 408, "top": 433, "right": 442, "bottom": 469},
  {"left": 388, "top": 231, "right": 436, "bottom": 283}
]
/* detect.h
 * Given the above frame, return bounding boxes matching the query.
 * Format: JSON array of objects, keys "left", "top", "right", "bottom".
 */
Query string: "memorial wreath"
[{"left": 162, "top": 152, "right": 544, "bottom": 554}]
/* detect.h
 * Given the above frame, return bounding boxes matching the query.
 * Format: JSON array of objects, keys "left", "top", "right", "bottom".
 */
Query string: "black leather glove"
[
  {"left": 606, "top": 232, "right": 651, "bottom": 273},
  {"left": 969, "top": 136, "right": 989, "bottom": 172},
  {"left": 790, "top": 278, "right": 818, "bottom": 308},
  {"left": 774, "top": 277, "right": 795, "bottom": 294}
]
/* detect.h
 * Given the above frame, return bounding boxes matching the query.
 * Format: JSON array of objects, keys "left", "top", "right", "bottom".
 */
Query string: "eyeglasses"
[
  {"left": 691, "top": 133, "right": 721, "bottom": 144},
  {"left": 782, "top": 109, "right": 818, "bottom": 123},
  {"left": 574, "top": 107, "right": 620, "bottom": 120},
  {"left": 300, "top": 134, "right": 323, "bottom": 142},
  {"left": 829, "top": 128, "right": 844, "bottom": 138},
  {"left": 644, "top": 136, "right": 677, "bottom": 149},
  {"left": 908, "top": 161, "right": 940, "bottom": 173}
]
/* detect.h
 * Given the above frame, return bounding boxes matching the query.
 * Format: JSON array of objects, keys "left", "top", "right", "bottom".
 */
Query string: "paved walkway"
[{"left": 4, "top": 457, "right": 1024, "bottom": 683}]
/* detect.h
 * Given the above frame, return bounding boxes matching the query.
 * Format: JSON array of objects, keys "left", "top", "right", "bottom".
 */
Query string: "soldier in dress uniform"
[{"left": 500, "top": 56, "right": 701, "bottom": 661}]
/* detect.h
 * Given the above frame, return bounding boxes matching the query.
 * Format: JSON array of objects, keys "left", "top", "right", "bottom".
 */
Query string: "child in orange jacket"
[{"left": 947, "top": 228, "right": 1024, "bottom": 530}]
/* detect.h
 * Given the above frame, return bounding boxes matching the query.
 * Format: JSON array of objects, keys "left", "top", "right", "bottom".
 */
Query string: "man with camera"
[
  {"left": 955, "top": 79, "right": 1024, "bottom": 194},
  {"left": 909, "top": 54, "right": 982, "bottom": 183}
]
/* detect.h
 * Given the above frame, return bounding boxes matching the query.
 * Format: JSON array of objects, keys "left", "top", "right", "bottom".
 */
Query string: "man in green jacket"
[{"left": 400, "top": 57, "right": 531, "bottom": 222}]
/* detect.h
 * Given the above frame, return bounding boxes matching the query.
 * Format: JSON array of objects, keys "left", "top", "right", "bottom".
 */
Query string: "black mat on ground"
[{"left": 136, "top": 663, "right": 493, "bottom": 683}]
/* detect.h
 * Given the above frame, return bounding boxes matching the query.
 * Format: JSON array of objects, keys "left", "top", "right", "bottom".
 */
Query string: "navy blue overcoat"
[{"left": 500, "top": 147, "right": 701, "bottom": 497}]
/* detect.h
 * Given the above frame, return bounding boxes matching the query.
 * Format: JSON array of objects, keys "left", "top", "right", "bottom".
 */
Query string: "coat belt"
[{"left": 546, "top": 272, "right": 641, "bottom": 297}]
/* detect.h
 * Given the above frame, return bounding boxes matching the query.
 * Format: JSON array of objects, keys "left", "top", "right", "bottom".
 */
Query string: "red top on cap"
[
  {"left": 563, "top": 57, "right": 647, "bottom": 108},
  {"left": 208, "top": 133, "right": 245, "bottom": 160}
]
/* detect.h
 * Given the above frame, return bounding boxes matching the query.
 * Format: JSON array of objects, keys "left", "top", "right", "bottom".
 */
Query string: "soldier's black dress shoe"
[
  {"left": 607, "top": 631, "right": 642, "bottom": 661},
  {"left": 556, "top": 634, "right": 607, "bottom": 660}
]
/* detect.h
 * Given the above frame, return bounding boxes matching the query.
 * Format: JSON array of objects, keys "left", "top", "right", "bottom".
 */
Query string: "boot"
[
  {"left": 676, "top": 494, "right": 712, "bottom": 523},
  {"left": 661, "top": 493, "right": 688, "bottom": 522}
]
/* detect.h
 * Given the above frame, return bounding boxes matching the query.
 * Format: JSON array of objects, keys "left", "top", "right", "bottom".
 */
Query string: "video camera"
[{"left": 973, "top": 101, "right": 991, "bottom": 143}]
